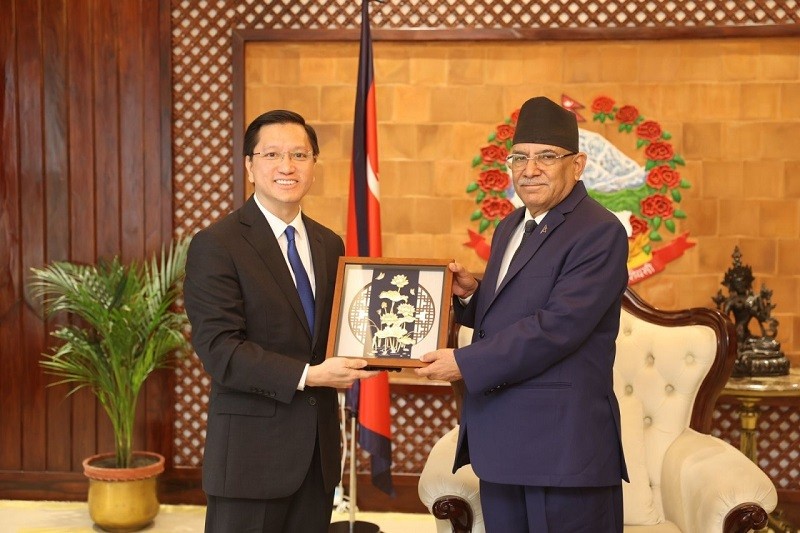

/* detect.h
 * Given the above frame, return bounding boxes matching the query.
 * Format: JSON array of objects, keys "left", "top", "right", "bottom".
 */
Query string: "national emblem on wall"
[{"left": 464, "top": 94, "right": 695, "bottom": 285}]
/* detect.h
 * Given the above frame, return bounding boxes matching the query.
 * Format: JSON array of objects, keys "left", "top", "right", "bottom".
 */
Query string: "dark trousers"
[
  {"left": 480, "top": 480, "right": 623, "bottom": 533},
  {"left": 204, "top": 441, "right": 334, "bottom": 533}
]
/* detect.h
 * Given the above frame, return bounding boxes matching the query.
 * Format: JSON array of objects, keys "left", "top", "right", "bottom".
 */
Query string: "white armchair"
[{"left": 418, "top": 288, "right": 777, "bottom": 533}]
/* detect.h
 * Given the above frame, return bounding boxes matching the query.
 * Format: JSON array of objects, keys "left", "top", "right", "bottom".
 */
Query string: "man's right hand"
[
  {"left": 449, "top": 261, "right": 478, "bottom": 299},
  {"left": 305, "top": 357, "right": 379, "bottom": 389}
]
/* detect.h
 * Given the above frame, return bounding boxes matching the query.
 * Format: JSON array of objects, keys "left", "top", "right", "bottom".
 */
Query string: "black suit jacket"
[{"left": 184, "top": 195, "right": 345, "bottom": 499}]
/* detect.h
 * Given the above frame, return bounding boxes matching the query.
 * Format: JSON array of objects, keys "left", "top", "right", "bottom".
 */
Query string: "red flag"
[{"left": 345, "top": 0, "right": 394, "bottom": 497}]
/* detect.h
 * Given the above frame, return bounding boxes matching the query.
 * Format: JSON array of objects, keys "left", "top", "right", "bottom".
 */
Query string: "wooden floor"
[{"left": 0, "top": 500, "right": 438, "bottom": 533}]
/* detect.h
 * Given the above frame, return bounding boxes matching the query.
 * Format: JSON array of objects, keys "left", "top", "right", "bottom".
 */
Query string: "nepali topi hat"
[{"left": 512, "top": 96, "right": 579, "bottom": 153}]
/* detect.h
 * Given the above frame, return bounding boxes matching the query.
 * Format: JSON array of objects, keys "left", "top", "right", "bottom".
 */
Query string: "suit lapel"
[
  {"left": 493, "top": 211, "right": 563, "bottom": 296},
  {"left": 239, "top": 197, "right": 313, "bottom": 339},
  {"left": 476, "top": 208, "right": 524, "bottom": 321},
  {"left": 490, "top": 182, "right": 589, "bottom": 303}
]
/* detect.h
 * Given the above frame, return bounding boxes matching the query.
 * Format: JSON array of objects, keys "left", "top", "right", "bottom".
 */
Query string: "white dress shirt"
[{"left": 253, "top": 195, "right": 314, "bottom": 390}]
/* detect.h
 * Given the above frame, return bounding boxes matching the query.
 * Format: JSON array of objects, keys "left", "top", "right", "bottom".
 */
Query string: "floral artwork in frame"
[{"left": 326, "top": 257, "right": 453, "bottom": 369}]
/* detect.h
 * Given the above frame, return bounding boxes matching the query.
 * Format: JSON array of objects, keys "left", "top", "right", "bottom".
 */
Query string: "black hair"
[{"left": 242, "top": 109, "right": 319, "bottom": 157}]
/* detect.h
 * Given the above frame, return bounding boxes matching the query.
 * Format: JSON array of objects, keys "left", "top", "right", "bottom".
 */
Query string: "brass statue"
[{"left": 712, "top": 246, "right": 789, "bottom": 377}]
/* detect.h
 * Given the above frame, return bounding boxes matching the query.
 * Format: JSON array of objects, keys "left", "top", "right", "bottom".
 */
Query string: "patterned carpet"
[{"left": 0, "top": 500, "right": 437, "bottom": 533}]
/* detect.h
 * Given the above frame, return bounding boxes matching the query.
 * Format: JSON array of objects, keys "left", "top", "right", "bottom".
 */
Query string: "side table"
[{"left": 722, "top": 368, "right": 800, "bottom": 533}]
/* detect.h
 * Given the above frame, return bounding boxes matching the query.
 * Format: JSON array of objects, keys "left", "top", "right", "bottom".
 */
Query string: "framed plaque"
[{"left": 326, "top": 257, "right": 454, "bottom": 369}]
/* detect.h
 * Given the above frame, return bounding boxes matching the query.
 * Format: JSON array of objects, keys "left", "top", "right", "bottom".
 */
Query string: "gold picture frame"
[{"left": 326, "top": 257, "right": 454, "bottom": 370}]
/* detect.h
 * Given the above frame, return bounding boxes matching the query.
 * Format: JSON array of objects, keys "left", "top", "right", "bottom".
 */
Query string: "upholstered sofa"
[{"left": 418, "top": 289, "right": 778, "bottom": 533}]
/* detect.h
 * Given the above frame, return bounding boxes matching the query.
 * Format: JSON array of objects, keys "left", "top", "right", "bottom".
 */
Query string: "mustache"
[{"left": 516, "top": 178, "right": 546, "bottom": 186}]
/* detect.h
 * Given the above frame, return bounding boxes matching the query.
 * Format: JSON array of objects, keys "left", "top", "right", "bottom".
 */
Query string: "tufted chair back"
[{"left": 610, "top": 289, "right": 735, "bottom": 526}]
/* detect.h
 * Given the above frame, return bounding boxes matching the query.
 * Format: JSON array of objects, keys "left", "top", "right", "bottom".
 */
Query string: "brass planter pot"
[{"left": 83, "top": 451, "right": 165, "bottom": 532}]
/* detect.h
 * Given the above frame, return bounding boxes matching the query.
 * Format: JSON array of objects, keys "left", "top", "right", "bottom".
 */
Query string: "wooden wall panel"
[
  {"left": 17, "top": 0, "right": 48, "bottom": 473},
  {"left": 0, "top": 0, "right": 22, "bottom": 473},
  {"left": 41, "top": 0, "right": 72, "bottom": 473},
  {"left": 120, "top": 0, "right": 145, "bottom": 263},
  {"left": 0, "top": 0, "right": 173, "bottom": 498},
  {"left": 93, "top": 1, "right": 121, "bottom": 261},
  {"left": 143, "top": 2, "right": 175, "bottom": 458},
  {"left": 66, "top": 0, "right": 99, "bottom": 470}
]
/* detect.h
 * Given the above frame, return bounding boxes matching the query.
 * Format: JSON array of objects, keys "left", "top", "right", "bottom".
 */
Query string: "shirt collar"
[
  {"left": 252, "top": 195, "right": 305, "bottom": 240},
  {"left": 524, "top": 210, "right": 548, "bottom": 226}
]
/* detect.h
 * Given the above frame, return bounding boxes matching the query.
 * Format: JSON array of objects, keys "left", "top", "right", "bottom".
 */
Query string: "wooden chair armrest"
[
  {"left": 432, "top": 496, "right": 473, "bottom": 533},
  {"left": 723, "top": 502, "right": 769, "bottom": 533}
]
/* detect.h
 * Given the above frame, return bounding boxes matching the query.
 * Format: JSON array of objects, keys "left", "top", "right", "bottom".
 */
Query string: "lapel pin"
[{"left": 540, "top": 224, "right": 548, "bottom": 234}]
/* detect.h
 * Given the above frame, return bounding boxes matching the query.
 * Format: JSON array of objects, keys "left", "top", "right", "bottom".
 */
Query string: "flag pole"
[
  {"left": 329, "top": 405, "right": 379, "bottom": 533},
  {"left": 331, "top": 1, "right": 394, "bottom": 529},
  {"left": 348, "top": 414, "right": 358, "bottom": 525}
]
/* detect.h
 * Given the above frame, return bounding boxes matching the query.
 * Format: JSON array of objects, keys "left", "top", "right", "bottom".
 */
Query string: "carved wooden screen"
[
  {"left": 169, "top": 0, "right": 798, "bottom": 470},
  {"left": 714, "top": 401, "right": 800, "bottom": 492}
]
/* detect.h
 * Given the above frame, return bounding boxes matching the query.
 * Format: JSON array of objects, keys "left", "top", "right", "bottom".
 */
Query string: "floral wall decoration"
[{"left": 465, "top": 94, "right": 695, "bottom": 285}]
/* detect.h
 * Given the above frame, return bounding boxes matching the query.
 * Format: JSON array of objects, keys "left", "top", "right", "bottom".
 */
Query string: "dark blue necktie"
[
  {"left": 510, "top": 219, "right": 537, "bottom": 266},
  {"left": 285, "top": 226, "right": 315, "bottom": 332}
]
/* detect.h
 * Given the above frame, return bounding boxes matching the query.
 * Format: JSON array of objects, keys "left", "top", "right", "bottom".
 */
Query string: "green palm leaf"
[{"left": 29, "top": 237, "right": 191, "bottom": 468}]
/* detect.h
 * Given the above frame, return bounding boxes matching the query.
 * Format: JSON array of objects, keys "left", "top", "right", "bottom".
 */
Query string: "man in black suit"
[{"left": 184, "top": 109, "right": 377, "bottom": 532}]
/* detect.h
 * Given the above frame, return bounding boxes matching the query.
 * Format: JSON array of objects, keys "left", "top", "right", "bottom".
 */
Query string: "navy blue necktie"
[
  {"left": 285, "top": 226, "right": 315, "bottom": 332},
  {"left": 510, "top": 219, "right": 537, "bottom": 266}
]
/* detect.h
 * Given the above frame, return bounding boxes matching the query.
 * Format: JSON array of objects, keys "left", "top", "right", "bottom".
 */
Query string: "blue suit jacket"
[{"left": 453, "top": 181, "right": 630, "bottom": 488}]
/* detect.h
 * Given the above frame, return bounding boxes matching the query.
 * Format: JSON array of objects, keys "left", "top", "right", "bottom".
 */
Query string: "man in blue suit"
[{"left": 417, "top": 96, "right": 629, "bottom": 532}]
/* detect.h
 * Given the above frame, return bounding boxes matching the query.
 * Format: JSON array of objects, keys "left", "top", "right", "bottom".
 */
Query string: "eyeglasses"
[
  {"left": 251, "top": 150, "right": 315, "bottom": 163},
  {"left": 505, "top": 152, "right": 576, "bottom": 171}
]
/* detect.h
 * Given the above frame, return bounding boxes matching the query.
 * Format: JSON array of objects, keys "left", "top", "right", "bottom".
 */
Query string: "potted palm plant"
[{"left": 28, "top": 238, "right": 190, "bottom": 532}]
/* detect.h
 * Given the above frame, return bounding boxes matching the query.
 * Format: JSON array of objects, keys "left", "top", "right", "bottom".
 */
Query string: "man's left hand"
[{"left": 415, "top": 348, "right": 462, "bottom": 382}]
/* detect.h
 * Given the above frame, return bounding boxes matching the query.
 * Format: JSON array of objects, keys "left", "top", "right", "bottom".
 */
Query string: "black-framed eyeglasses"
[
  {"left": 251, "top": 150, "right": 315, "bottom": 163},
  {"left": 505, "top": 151, "right": 576, "bottom": 171}
]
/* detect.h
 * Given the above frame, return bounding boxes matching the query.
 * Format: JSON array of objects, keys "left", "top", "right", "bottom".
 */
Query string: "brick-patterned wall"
[{"left": 244, "top": 37, "right": 800, "bottom": 363}]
